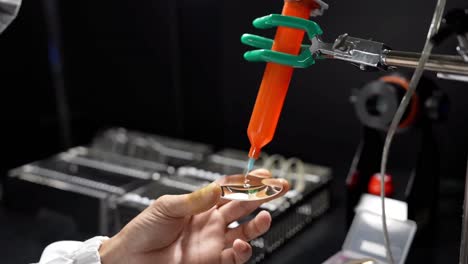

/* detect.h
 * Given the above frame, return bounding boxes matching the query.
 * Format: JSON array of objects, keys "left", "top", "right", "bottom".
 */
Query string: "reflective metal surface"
[
  {"left": 460, "top": 159, "right": 468, "bottom": 264},
  {"left": 217, "top": 173, "right": 289, "bottom": 201},
  {"left": 344, "top": 260, "right": 376, "bottom": 264},
  {"left": 457, "top": 33, "right": 468, "bottom": 62},
  {"left": 310, "top": 33, "right": 468, "bottom": 79},
  {"left": 310, "top": 34, "right": 386, "bottom": 70},
  {"left": 437, "top": 72, "right": 468, "bottom": 82},
  {"left": 382, "top": 50, "right": 468, "bottom": 76}
]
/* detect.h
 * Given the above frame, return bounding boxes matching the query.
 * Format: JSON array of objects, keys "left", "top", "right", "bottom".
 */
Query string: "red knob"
[{"left": 368, "top": 173, "right": 394, "bottom": 197}]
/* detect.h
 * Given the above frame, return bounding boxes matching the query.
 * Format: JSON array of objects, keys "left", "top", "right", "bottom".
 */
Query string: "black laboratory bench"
[{"left": 0, "top": 176, "right": 462, "bottom": 264}]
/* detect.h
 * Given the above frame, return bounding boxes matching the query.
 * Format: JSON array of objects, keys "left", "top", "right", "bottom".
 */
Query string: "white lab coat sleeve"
[{"left": 37, "top": 236, "right": 109, "bottom": 264}]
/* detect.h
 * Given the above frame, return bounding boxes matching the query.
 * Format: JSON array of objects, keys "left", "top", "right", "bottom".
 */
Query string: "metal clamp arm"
[
  {"left": 310, "top": 34, "right": 388, "bottom": 71},
  {"left": 382, "top": 50, "right": 468, "bottom": 76},
  {"left": 310, "top": 33, "right": 468, "bottom": 80},
  {"left": 241, "top": 13, "right": 468, "bottom": 81}
]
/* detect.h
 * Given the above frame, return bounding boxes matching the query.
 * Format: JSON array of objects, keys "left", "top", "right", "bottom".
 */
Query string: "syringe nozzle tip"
[{"left": 247, "top": 158, "right": 256, "bottom": 172}]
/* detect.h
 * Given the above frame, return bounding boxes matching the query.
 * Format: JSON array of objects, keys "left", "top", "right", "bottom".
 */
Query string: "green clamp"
[{"left": 241, "top": 14, "right": 323, "bottom": 68}]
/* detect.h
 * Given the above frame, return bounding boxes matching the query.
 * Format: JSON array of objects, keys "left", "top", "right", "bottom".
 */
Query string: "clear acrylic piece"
[{"left": 217, "top": 173, "right": 288, "bottom": 201}]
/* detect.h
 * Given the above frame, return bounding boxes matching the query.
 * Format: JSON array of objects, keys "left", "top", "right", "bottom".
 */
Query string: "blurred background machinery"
[{"left": 4, "top": 128, "right": 332, "bottom": 264}]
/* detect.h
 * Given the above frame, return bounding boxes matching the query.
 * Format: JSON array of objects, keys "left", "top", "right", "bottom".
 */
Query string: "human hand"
[{"left": 99, "top": 169, "right": 289, "bottom": 264}]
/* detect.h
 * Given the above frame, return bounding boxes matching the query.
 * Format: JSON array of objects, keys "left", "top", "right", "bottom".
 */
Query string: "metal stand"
[
  {"left": 459, "top": 157, "right": 468, "bottom": 264},
  {"left": 346, "top": 75, "right": 446, "bottom": 230}
]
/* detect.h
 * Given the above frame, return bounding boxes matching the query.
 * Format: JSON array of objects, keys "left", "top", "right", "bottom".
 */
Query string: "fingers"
[
  {"left": 221, "top": 239, "right": 252, "bottom": 264},
  {"left": 153, "top": 182, "right": 221, "bottom": 218},
  {"left": 225, "top": 210, "right": 271, "bottom": 247},
  {"left": 219, "top": 199, "right": 263, "bottom": 224}
]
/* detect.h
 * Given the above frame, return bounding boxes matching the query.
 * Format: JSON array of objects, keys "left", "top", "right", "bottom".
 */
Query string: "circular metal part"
[
  {"left": 353, "top": 75, "right": 419, "bottom": 131},
  {"left": 217, "top": 173, "right": 289, "bottom": 202},
  {"left": 380, "top": 75, "right": 419, "bottom": 129},
  {"left": 354, "top": 80, "right": 400, "bottom": 131}
]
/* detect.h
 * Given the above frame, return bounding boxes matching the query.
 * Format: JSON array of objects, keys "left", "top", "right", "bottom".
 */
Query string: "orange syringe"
[{"left": 247, "top": 0, "right": 318, "bottom": 161}]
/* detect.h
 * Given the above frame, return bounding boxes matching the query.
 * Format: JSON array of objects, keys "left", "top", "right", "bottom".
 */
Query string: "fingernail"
[
  {"left": 237, "top": 240, "right": 248, "bottom": 252},
  {"left": 188, "top": 182, "right": 220, "bottom": 208},
  {"left": 258, "top": 211, "right": 271, "bottom": 232},
  {"left": 181, "top": 182, "right": 220, "bottom": 215},
  {"left": 260, "top": 210, "right": 271, "bottom": 217}
]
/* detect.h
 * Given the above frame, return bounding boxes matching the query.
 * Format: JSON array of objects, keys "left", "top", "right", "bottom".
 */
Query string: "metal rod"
[
  {"left": 42, "top": 0, "right": 73, "bottom": 148},
  {"left": 460, "top": 156, "right": 468, "bottom": 264},
  {"left": 382, "top": 50, "right": 468, "bottom": 75}
]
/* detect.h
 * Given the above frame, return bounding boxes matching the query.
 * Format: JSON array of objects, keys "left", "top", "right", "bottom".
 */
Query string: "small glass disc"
[{"left": 217, "top": 174, "right": 287, "bottom": 201}]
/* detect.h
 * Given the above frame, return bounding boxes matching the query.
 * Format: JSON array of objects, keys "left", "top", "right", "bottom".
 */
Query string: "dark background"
[
  {"left": 2, "top": 0, "right": 468, "bottom": 178},
  {"left": 0, "top": 0, "right": 467, "bottom": 262}
]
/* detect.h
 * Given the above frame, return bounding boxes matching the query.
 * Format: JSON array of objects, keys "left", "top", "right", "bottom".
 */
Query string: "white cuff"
[{"left": 69, "top": 236, "right": 109, "bottom": 264}]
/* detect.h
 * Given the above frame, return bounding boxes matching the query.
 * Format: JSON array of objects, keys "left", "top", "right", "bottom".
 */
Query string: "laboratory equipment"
[
  {"left": 461, "top": 160, "right": 468, "bottom": 264},
  {"left": 323, "top": 211, "right": 416, "bottom": 264},
  {"left": 92, "top": 127, "right": 213, "bottom": 168},
  {"left": 325, "top": 194, "right": 415, "bottom": 264},
  {"left": 245, "top": 0, "right": 326, "bottom": 160},
  {"left": 218, "top": 173, "right": 288, "bottom": 202},
  {"left": 5, "top": 147, "right": 151, "bottom": 234},
  {"left": 177, "top": 148, "right": 327, "bottom": 202},
  {"left": 242, "top": 8, "right": 468, "bottom": 81},
  {"left": 0, "top": 0, "right": 22, "bottom": 34},
  {"left": 116, "top": 148, "right": 332, "bottom": 264},
  {"left": 346, "top": 74, "right": 446, "bottom": 231},
  {"left": 4, "top": 129, "right": 213, "bottom": 234},
  {"left": 241, "top": 2, "right": 467, "bottom": 262}
]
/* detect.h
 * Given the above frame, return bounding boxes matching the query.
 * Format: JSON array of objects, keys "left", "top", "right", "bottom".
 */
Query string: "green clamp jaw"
[{"left": 241, "top": 14, "right": 323, "bottom": 68}]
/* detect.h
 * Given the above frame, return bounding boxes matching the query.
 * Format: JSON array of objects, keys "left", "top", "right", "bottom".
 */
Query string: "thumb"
[{"left": 155, "top": 182, "right": 221, "bottom": 218}]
